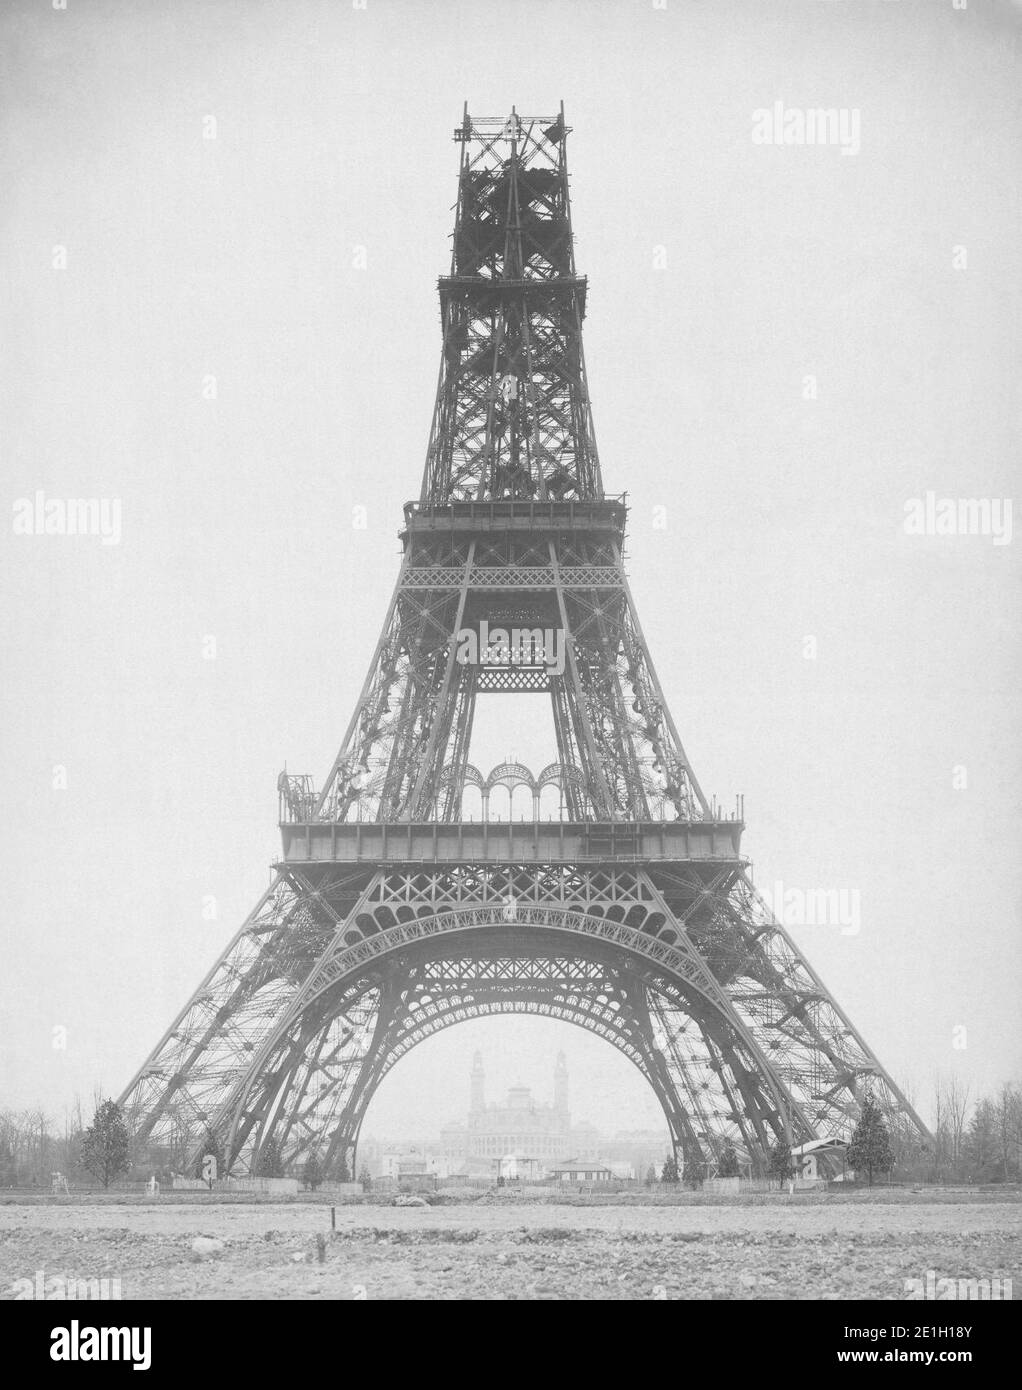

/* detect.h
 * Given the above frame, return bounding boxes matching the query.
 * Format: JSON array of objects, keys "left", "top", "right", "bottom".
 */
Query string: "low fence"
[
  {"left": 171, "top": 1176, "right": 299, "bottom": 1196},
  {"left": 697, "top": 1177, "right": 827, "bottom": 1194}
]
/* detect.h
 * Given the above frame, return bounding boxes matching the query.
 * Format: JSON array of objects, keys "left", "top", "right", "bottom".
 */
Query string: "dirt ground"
[{"left": 1, "top": 1189, "right": 1019, "bottom": 1300}]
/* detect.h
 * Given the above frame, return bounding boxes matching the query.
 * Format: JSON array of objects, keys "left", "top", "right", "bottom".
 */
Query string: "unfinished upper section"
[{"left": 419, "top": 107, "right": 603, "bottom": 505}]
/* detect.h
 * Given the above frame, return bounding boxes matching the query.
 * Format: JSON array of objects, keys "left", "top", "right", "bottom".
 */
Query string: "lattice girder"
[
  {"left": 422, "top": 108, "right": 600, "bottom": 504},
  {"left": 312, "top": 525, "right": 703, "bottom": 822}
]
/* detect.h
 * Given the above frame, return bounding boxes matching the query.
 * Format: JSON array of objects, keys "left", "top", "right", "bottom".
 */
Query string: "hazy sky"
[{"left": 1, "top": 0, "right": 1019, "bottom": 1141}]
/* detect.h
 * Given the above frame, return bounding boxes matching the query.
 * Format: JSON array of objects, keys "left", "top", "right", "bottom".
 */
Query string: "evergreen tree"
[
  {"left": 718, "top": 1140, "right": 740, "bottom": 1178},
  {"left": 964, "top": 1098, "right": 1000, "bottom": 1183},
  {"left": 660, "top": 1154, "right": 679, "bottom": 1184},
  {"left": 358, "top": 1163, "right": 372, "bottom": 1191},
  {"left": 79, "top": 1100, "right": 130, "bottom": 1189},
  {"left": 303, "top": 1152, "right": 323, "bottom": 1191},
  {"left": 644, "top": 1163, "right": 657, "bottom": 1185},
  {"left": 846, "top": 1092, "right": 894, "bottom": 1187},
  {"left": 335, "top": 1155, "right": 351, "bottom": 1183},
  {"left": 255, "top": 1136, "right": 285, "bottom": 1178},
  {"left": 769, "top": 1139, "right": 793, "bottom": 1187}
]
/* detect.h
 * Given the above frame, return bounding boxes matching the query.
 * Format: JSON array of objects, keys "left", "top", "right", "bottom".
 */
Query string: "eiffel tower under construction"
[{"left": 119, "top": 106, "right": 930, "bottom": 1180}]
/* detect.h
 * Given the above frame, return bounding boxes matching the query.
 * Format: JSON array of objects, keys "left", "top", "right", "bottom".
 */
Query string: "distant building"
[
  {"left": 601, "top": 1129, "right": 673, "bottom": 1180},
  {"left": 380, "top": 1151, "right": 427, "bottom": 1179},
  {"left": 380, "top": 1149, "right": 464, "bottom": 1181},
  {"left": 791, "top": 1137, "right": 848, "bottom": 1180},
  {"left": 379, "top": 1154, "right": 438, "bottom": 1193},
  {"left": 370, "top": 1053, "right": 673, "bottom": 1182},
  {"left": 440, "top": 1051, "right": 615, "bottom": 1177},
  {"left": 358, "top": 1133, "right": 384, "bottom": 1177},
  {"left": 550, "top": 1159, "right": 615, "bottom": 1184},
  {"left": 606, "top": 1160, "right": 636, "bottom": 1181},
  {"left": 495, "top": 1154, "right": 542, "bottom": 1182}
]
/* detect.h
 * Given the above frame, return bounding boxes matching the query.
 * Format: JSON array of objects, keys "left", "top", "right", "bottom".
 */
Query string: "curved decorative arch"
[
  {"left": 249, "top": 951, "right": 718, "bottom": 1176},
  {"left": 537, "top": 761, "right": 585, "bottom": 791},
  {"left": 385, "top": 994, "right": 647, "bottom": 1075},
  {"left": 314, "top": 904, "right": 721, "bottom": 1011},
  {"left": 429, "top": 762, "right": 588, "bottom": 822},
  {"left": 484, "top": 762, "right": 538, "bottom": 794},
  {"left": 218, "top": 904, "right": 804, "bottom": 1173},
  {"left": 338, "top": 996, "right": 694, "bottom": 1174},
  {"left": 437, "top": 762, "right": 485, "bottom": 791}
]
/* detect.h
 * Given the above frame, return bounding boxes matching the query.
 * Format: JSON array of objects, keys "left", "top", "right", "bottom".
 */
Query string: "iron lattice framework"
[
  {"left": 119, "top": 107, "right": 930, "bottom": 1181},
  {"left": 421, "top": 107, "right": 600, "bottom": 504}
]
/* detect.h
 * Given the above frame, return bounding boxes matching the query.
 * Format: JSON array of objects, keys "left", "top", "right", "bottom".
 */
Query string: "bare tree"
[
  {"left": 931, "top": 1074, "right": 950, "bottom": 1180},
  {"left": 995, "top": 1083, "right": 1022, "bottom": 1182},
  {"left": 931, "top": 1073, "right": 971, "bottom": 1181},
  {"left": 945, "top": 1074, "right": 971, "bottom": 1174}
]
